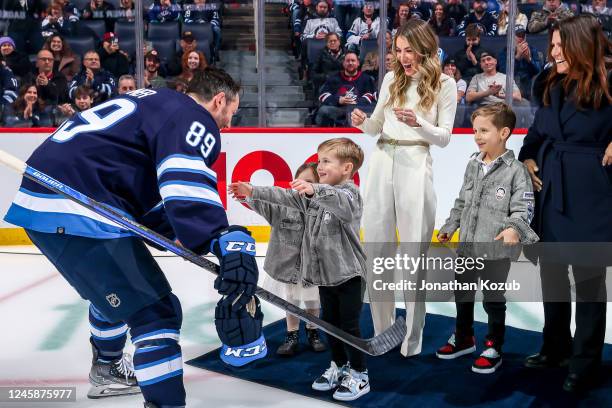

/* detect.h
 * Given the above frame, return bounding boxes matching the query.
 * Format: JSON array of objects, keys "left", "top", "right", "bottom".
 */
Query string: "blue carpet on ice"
[{"left": 187, "top": 305, "right": 612, "bottom": 407}]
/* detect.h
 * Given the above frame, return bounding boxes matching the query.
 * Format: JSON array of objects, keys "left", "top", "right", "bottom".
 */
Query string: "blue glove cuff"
[
  {"left": 210, "top": 226, "right": 256, "bottom": 258},
  {"left": 219, "top": 334, "right": 267, "bottom": 367}
]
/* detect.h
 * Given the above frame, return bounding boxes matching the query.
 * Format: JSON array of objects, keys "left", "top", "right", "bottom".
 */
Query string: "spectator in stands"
[
  {"left": 497, "top": 0, "right": 528, "bottom": 35},
  {"left": 362, "top": 51, "right": 379, "bottom": 81},
  {"left": 392, "top": 2, "right": 411, "bottom": 35},
  {"left": 456, "top": 0, "right": 498, "bottom": 36},
  {"left": 384, "top": 51, "right": 394, "bottom": 72},
  {"left": 55, "top": 0, "right": 81, "bottom": 22},
  {"left": 408, "top": 0, "right": 433, "bottom": 21},
  {"left": 147, "top": 0, "right": 181, "bottom": 23},
  {"left": 117, "top": 74, "right": 136, "bottom": 94},
  {"left": 580, "top": 0, "right": 611, "bottom": 38},
  {"left": 41, "top": 2, "right": 75, "bottom": 39},
  {"left": 301, "top": 0, "right": 342, "bottom": 41},
  {"left": 346, "top": 2, "right": 381, "bottom": 53},
  {"left": 311, "top": 32, "right": 345, "bottom": 93},
  {"left": 0, "top": 59, "right": 19, "bottom": 112},
  {"left": 81, "top": 0, "right": 116, "bottom": 34},
  {"left": 581, "top": 0, "right": 611, "bottom": 15},
  {"left": 527, "top": 0, "right": 573, "bottom": 34},
  {"left": 5, "top": 0, "right": 45, "bottom": 54},
  {"left": 24, "top": 50, "right": 69, "bottom": 106},
  {"left": 315, "top": 51, "right": 377, "bottom": 126},
  {"left": 97, "top": 32, "right": 130, "bottom": 79},
  {"left": 3, "top": 84, "right": 52, "bottom": 127},
  {"left": 42, "top": 35, "right": 81, "bottom": 82},
  {"left": 446, "top": 0, "right": 468, "bottom": 26},
  {"left": 333, "top": 0, "right": 362, "bottom": 34},
  {"left": 176, "top": 50, "right": 207, "bottom": 84},
  {"left": 117, "top": 0, "right": 135, "bottom": 22},
  {"left": 466, "top": 50, "right": 521, "bottom": 105},
  {"left": 428, "top": 2, "right": 457, "bottom": 36},
  {"left": 452, "top": 24, "right": 482, "bottom": 84},
  {"left": 0, "top": 37, "right": 32, "bottom": 79},
  {"left": 144, "top": 50, "right": 167, "bottom": 89},
  {"left": 498, "top": 26, "right": 542, "bottom": 100},
  {"left": 68, "top": 50, "right": 116, "bottom": 104},
  {"left": 166, "top": 31, "right": 198, "bottom": 77},
  {"left": 384, "top": 29, "right": 392, "bottom": 53},
  {"left": 183, "top": 0, "right": 222, "bottom": 63},
  {"left": 290, "top": 0, "right": 315, "bottom": 58},
  {"left": 55, "top": 85, "right": 94, "bottom": 124},
  {"left": 443, "top": 59, "right": 466, "bottom": 103}
]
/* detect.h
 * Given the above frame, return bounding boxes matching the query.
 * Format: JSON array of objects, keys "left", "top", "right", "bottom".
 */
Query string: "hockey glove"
[
  {"left": 215, "top": 295, "right": 267, "bottom": 367},
  {"left": 210, "top": 225, "right": 259, "bottom": 310}
]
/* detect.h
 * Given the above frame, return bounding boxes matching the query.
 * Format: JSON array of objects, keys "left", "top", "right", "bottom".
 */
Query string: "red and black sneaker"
[
  {"left": 436, "top": 333, "right": 476, "bottom": 359},
  {"left": 472, "top": 340, "right": 502, "bottom": 374}
]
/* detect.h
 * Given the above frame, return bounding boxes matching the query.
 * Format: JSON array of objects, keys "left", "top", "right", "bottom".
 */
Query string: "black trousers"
[
  {"left": 318, "top": 276, "right": 366, "bottom": 372},
  {"left": 539, "top": 262, "right": 607, "bottom": 376},
  {"left": 455, "top": 259, "right": 511, "bottom": 348}
]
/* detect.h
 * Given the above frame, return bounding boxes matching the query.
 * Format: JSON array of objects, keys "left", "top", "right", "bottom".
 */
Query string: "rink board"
[{"left": 0, "top": 127, "right": 527, "bottom": 244}]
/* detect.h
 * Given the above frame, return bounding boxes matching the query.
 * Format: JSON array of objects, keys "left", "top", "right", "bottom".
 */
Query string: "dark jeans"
[
  {"left": 455, "top": 259, "right": 511, "bottom": 348},
  {"left": 540, "top": 262, "right": 607, "bottom": 376},
  {"left": 318, "top": 276, "right": 366, "bottom": 371}
]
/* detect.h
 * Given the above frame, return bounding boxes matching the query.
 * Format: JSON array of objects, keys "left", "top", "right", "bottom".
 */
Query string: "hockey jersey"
[
  {"left": 346, "top": 16, "right": 381, "bottom": 48},
  {"left": 456, "top": 11, "right": 498, "bottom": 36},
  {"left": 4, "top": 88, "right": 228, "bottom": 254},
  {"left": 319, "top": 71, "right": 377, "bottom": 108}
]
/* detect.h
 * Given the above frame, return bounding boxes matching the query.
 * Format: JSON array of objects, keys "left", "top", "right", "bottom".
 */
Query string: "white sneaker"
[
  {"left": 333, "top": 368, "right": 370, "bottom": 401},
  {"left": 312, "top": 361, "right": 349, "bottom": 391}
]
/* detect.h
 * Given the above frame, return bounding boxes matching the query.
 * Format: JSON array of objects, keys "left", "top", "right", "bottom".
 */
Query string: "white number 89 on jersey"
[{"left": 185, "top": 121, "right": 216, "bottom": 159}]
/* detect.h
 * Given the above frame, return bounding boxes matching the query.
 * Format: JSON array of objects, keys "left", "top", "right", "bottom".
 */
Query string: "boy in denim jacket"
[{"left": 436, "top": 103, "right": 539, "bottom": 374}]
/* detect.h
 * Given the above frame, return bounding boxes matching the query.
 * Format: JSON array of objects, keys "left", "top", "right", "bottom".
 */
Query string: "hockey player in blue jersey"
[{"left": 4, "top": 67, "right": 266, "bottom": 407}]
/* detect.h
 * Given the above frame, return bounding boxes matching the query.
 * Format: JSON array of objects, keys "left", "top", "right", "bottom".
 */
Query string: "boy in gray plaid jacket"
[{"left": 435, "top": 103, "right": 539, "bottom": 374}]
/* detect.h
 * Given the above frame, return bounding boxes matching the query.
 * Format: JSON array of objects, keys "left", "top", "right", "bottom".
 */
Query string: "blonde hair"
[
  {"left": 386, "top": 19, "right": 442, "bottom": 112},
  {"left": 317, "top": 138, "right": 364, "bottom": 176}
]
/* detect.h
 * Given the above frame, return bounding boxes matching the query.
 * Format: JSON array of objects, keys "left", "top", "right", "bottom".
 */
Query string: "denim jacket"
[
  {"left": 439, "top": 150, "right": 539, "bottom": 259},
  {"left": 251, "top": 182, "right": 366, "bottom": 286},
  {"left": 246, "top": 198, "right": 305, "bottom": 285}
]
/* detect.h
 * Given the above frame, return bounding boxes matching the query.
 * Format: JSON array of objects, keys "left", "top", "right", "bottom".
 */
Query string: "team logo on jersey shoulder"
[{"left": 106, "top": 293, "right": 121, "bottom": 308}]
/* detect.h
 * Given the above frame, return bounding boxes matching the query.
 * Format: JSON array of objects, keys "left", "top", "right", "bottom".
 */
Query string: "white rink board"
[{"left": 0, "top": 130, "right": 526, "bottom": 230}]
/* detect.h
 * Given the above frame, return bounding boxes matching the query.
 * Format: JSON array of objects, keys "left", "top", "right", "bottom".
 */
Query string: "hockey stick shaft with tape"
[{"left": 0, "top": 149, "right": 406, "bottom": 356}]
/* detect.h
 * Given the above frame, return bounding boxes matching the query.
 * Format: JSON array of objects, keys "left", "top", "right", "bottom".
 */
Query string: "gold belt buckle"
[{"left": 388, "top": 138, "right": 398, "bottom": 146}]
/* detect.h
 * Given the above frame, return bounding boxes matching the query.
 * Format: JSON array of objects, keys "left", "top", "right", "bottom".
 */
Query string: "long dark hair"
[
  {"left": 14, "top": 84, "right": 45, "bottom": 114},
  {"left": 42, "top": 34, "right": 76, "bottom": 59},
  {"left": 544, "top": 15, "right": 611, "bottom": 109}
]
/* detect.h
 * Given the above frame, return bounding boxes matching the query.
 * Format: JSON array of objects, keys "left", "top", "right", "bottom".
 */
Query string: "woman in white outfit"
[{"left": 351, "top": 20, "right": 457, "bottom": 357}]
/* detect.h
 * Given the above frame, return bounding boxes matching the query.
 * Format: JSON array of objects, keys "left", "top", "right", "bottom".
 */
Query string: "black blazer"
[{"left": 519, "top": 74, "right": 612, "bottom": 243}]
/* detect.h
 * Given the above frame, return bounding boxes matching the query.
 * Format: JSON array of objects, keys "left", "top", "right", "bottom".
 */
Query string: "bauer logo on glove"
[{"left": 215, "top": 295, "right": 267, "bottom": 367}]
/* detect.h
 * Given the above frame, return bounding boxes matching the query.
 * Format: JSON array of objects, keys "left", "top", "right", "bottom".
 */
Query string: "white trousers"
[{"left": 362, "top": 143, "right": 436, "bottom": 356}]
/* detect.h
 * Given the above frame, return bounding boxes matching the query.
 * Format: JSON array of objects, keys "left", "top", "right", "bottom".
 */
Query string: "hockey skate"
[{"left": 88, "top": 345, "right": 141, "bottom": 399}]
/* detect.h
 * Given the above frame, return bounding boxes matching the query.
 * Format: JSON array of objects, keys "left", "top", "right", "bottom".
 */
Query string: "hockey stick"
[{"left": 0, "top": 150, "right": 406, "bottom": 356}]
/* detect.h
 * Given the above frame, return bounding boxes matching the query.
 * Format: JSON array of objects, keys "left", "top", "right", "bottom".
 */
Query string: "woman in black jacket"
[
  {"left": 311, "top": 32, "right": 344, "bottom": 94},
  {"left": 519, "top": 15, "right": 612, "bottom": 393}
]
